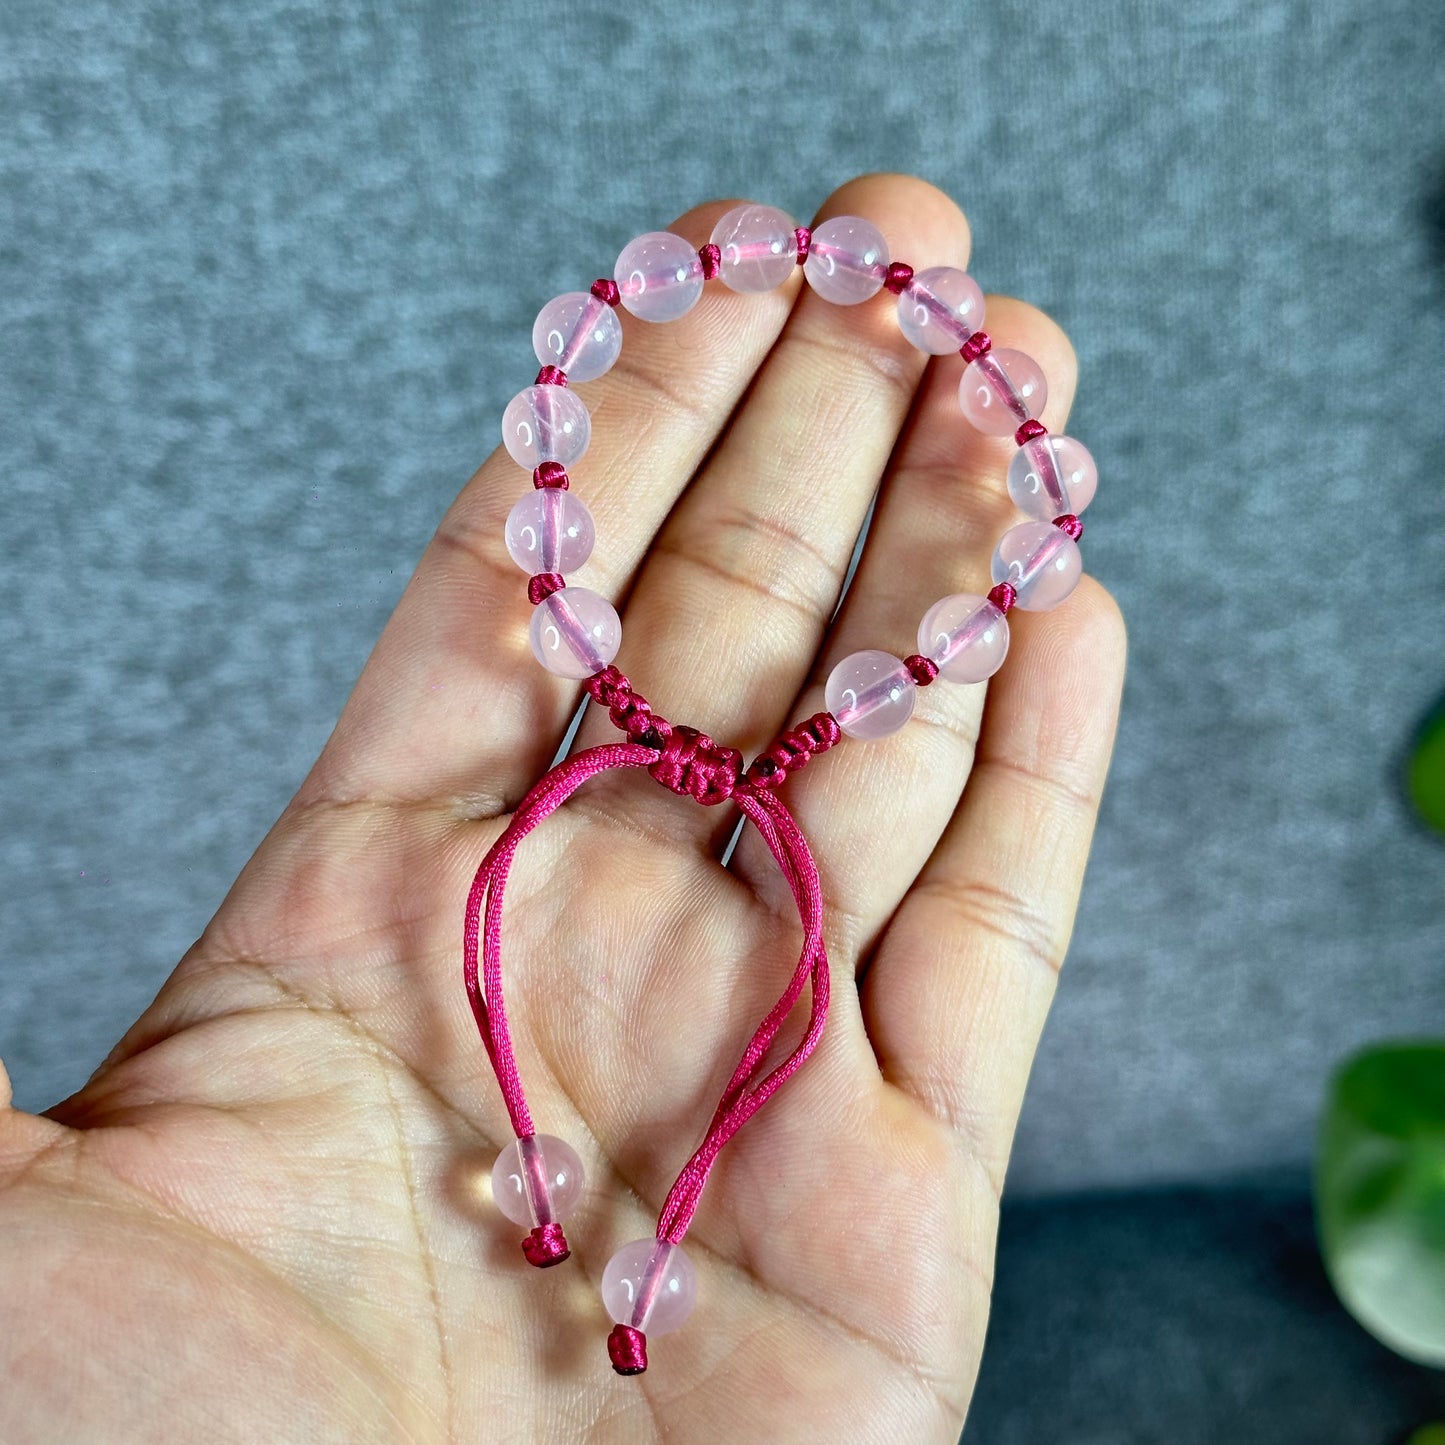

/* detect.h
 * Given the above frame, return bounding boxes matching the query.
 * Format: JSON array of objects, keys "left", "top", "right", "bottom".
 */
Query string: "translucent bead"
[
  {"left": 491, "top": 1134, "right": 585, "bottom": 1227},
  {"left": 958, "top": 349, "right": 1048, "bottom": 436},
  {"left": 1007, "top": 434, "right": 1098, "bottom": 520},
  {"left": 504, "top": 489, "right": 595, "bottom": 575},
  {"left": 528, "top": 585, "right": 621, "bottom": 678},
  {"left": 917, "top": 595, "right": 1010, "bottom": 684},
  {"left": 803, "top": 216, "right": 889, "bottom": 305},
  {"left": 601, "top": 1238, "right": 698, "bottom": 1337},
  {"left": 710, "top": 203, "right": 798, "bottom": 292},
  {"left": 991, "top": 521, "right": 1082, "bottom": 611},
  {"left": 501, "top": 385, "right": 592, "bottom": 469},
  {"left": 531, "top": 291, "right": 623, "bottom": 382},
  {"left": 614, "top": 231, "right": 705, "bottom": 322},
  {"left": 896, "top": 266, "right": 985, "bottom": 354},
  {"left": 824, "top": 649, "right": 916, "bottom": 740}
]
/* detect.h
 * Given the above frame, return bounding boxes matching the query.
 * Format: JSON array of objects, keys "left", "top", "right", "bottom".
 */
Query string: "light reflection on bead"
[
  {"left": 709, "top": 204, "right": 798, "bottom": 292},
  {"left": 824, "top": 649, "right": 916, "bottom": 739},
  {"left": 958, "top": 348, "right": 1047, "bottom": 435},
  {"left": 1007, "top": 434, "right": 1097, "bottom": 520},
  {"left": 601, "top": 1239, "right": 698, "bottom": 1337},
  {"left": 501, "top": 385, "right": 592, "bottom": 469},
  {"left": 897, "top": 266, "right": 985, "bottom": 354},
  {"left": 990, "top": 521, "right": 1082, "bottom": 611},
  {"left": 917, "top": 595, "right": 1010, "bottom": 683},
  {"left": 528, "top": 586, "right": 622, "bottom": 678},
  {"left": 531, "top": 292, "right": 623, "bottom": 382},
  {"left": 504, "top": 489, "right": 595, "bottom": 575},
  {"left": 614, "top": 232, "right": 706, "bottom": 322},
  {"left": 803, "top": 216, "right": 889, "bottom": 305},
  {"left": 491, "top": 1134, "right": 585, "bottom": 1227}
]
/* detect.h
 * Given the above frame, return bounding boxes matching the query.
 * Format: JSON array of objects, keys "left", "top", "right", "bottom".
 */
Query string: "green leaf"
[
  {"left": 1408, "top": 696, "right": 1445, "bottom": 835},
  {"left": 1315, "top": 1043, "right": 1445, "bottom": 1367},
  {"left": 1405, "top": 1428, "right": 1445, "bottom": 1445}
]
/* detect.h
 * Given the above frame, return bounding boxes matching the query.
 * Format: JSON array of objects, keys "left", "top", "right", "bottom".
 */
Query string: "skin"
[{"left": 0, "top": 174, "right": 1126, "bottom": 1444}]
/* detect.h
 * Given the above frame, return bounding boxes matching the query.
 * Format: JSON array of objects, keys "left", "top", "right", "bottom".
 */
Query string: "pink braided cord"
[{"left": 462, "top": 711, "right": 830, "bottom": 1248}]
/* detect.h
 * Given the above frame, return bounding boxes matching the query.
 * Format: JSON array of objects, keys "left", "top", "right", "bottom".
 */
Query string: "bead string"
[{"left": 467, "top": 203, "right": 1097, "bottom": 1376}]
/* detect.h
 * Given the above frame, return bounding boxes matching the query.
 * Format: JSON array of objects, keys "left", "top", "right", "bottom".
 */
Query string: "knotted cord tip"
[
  {"left": 607, "top": 1323, "right": 648, "bottom": 1375},
  {"left": 522, "top": 1222, "right": 570, "bottom": 1268}
]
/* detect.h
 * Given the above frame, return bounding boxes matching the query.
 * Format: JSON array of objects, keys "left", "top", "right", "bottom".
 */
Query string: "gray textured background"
[{"left": 3, "top": 1, "right": 1443, "bottom": 1439}]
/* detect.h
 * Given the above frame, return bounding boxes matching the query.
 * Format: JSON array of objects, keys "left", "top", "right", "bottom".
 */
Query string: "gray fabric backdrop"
[{"left": 3, "top": 1, "right": 1443, "bottom": 1437}]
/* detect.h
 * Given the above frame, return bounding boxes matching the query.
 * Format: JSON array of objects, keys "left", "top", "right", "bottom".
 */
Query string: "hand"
[{"left": 0, "top": 174, "right": 1125, "bottom": 1444}]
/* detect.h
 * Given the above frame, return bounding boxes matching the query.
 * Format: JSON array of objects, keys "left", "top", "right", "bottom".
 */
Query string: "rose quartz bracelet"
[{"left": 463, "top": 202, "right": 1096, "bottom": 1377}]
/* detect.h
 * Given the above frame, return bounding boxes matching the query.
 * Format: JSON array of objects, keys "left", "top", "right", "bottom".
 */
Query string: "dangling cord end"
[
  {"left": 607, "top": 1323, "right": 648, "bottom": 1376},
  {"left": 522, "top": 1221, "right": 570, "bottom": 1268}
]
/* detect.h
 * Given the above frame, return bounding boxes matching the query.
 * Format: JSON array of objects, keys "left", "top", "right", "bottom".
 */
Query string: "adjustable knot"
[
  {"left": 740, "top": 712, "right": 842, "bottom": 793},
  {"left": 648, "top": 725, "right": 742, "bottom": 806},
  {"left": 521, "top": 1222, "right": 570, "bottom": 1267},
  {"left": 607, "top": 1323, "right": 648, "bottom": 1375}
]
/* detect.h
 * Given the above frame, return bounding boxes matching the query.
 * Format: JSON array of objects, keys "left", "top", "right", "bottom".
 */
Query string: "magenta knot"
[
  {"left": 987, "top": 581, "right": 1017, "bottom": 614},
  {"left": 585, "top": 665, "right": 670, "bottom": 743},
  {"left": 960, "top": 331, "right": 992, "bottom": 364},
  {"left": 794, "top": 226, "right": 812, "bottom": 263},
  {"left": 535, "top": 365, "right": 568, "bottom": 387},
  {"left": 591, "top": 277, "right": 621, "bottom": 307},
  {"left": 1053, "top": 513, "right": 1084, "bottom": 540},
  {"left": 883, "top": 261, "right": 914, "bottom": 294},
  {"left": 904, "top": 654, "right": 939, "bottom": 686},
  {"left": 740, "top": 711, "right": 842, "bottom": 793},
  {"left": 1015, "top": 418, "right": 1049, "bottom": 445},
  {"left": 699, "top": 242, "right": 722, "bottom": 279},
  {"left": 647, "top": 725, "right": 742, "bottom": 806},
  {"left": 528, "top": 572, "right": 566, "bottom": 604},
  {"left": 607, "top": 1323, "right": 648, "bottom": 1375},
  {"left": 522, "top": 1222, "right": 570, "bottom": 1268},
  {"left": 532, "top": 461, "right": 569, "bottom": 489}
]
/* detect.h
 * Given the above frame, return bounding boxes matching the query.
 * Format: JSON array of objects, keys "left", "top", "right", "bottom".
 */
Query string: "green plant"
[
  {"left": 1315, "top": 1042, "right": 1445, "bottom": 1368},
  {"left": 1407, "top": 695, "right": 1445, "bottom": 835}
]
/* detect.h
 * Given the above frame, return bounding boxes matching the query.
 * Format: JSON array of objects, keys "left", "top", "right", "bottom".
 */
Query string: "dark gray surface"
[
  {"left": 1, "top": 0, "right": 1442, "bottom": 1196},
  {"left": 966, "top": 1185, "right": 1445, "bottom": 1444}
]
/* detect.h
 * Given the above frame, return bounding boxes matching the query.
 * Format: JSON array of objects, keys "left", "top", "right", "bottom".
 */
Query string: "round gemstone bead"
[
  {"left": 897, "top": 266, "right": 986, "bottom": 354},
  {"left": 491, "top": 1134, "right": 585, "bottom": 1228},
  {"left": 709, "top": 203, "right": 798, "bottom": 292},
  {"left": 958, "top": 348, "right": 1048, "bottom": 435},
  {"left": 824, "top": 649, "right": 916, "bottom": 740},
  {"left": 991, "top": 521, "right": 1082, "bottom": 611},
  {"left": 528, "top": 585, "right": 622, "bottom": 678},
  {"left": 504, "top": 489, "right": 595, "bottom": 575},
  {"left": 917, "top": 595, "right": 1010, "bottom": 684},
  {"left": 531, "top": 291, "right": 623, "bottom": 382},
  {"left": 601, "top": 1238, "right": 698, "bottom": 1337},
  {"left": 803, "top": 216, "right": 889, "bottom": 305},
  {"left": 614, "top": 231, "right": 706, "bottom": 322},
  {"left": 1007, "top": 434, "right": 1098, "bottom": 520},
  {"left": 501, "top": 385, "right": 592, "bottom": 469}
]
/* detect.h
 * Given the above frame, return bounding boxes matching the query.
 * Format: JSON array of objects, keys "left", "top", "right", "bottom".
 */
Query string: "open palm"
[{"left": 0, "top": 175, "right": 1124, "bottom": 1444}]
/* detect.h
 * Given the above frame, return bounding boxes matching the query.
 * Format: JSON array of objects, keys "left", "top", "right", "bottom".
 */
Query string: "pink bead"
[
  {"left": 990, "top": 521, "right": 1082, "bottom": 611},
  {"left": 504, "top": 489, "right": 595, "bottom": 574},
  {"left": 501, "top": 385, "right": 592, "bottom": 469},
  {"left": 528, "top": 585, "right": 621, "bottom": 678},
  {"left": 897, "top": 266, "right": 986, "bottom": 354},
  {"left": 601, "top": 1238, "right": 698, "bottom": 1337},
  {"left": 824, "top": 649, "right": 916, "bottom": 740},
  {"left": 709, "top": 203, "right": 798, "bottom": 292},
  {"left": 917, "top": 595, "right": 1010, "bottom": 684},
  {"left": 531, "top": 291, "right": 623, "bottom": 382},
  {"left": 958, "top": 348, "right": 1048, "bottom": 435},
  {"left": 1007, "top": 434, "right": 1098, "bottom": 520},
  {"left": 491, "top": 1134, "right": 585, "bottom": 1228},
  {"left": 613, "top": 231, "right": 705, "bottom": 322},
  {"left": 803, "top": 216, "right": 889, "bottom": 305}
]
